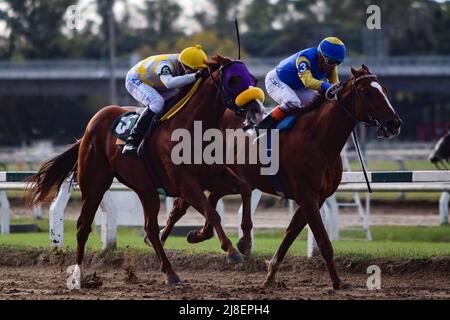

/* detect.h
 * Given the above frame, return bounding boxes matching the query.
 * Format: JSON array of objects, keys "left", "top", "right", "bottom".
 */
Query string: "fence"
[{"left": 0, "top": 171, "right": 449, "bottom": 257}]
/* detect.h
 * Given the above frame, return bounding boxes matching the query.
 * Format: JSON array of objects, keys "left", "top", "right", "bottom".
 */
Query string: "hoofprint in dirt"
[{"left": 0, "top": 249, "right": 449, "bottom": 300}]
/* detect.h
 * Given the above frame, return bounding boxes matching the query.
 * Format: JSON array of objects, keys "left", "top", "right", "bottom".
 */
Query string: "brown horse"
[
  {"left": 26, "top": 55, "right": 265, "bottom": 285},
  {"left": 160, "top": 65, "right": 402, "bottom": 289},
  {"left": 429, "top": 129, "right": 450, "bottom": 169}
]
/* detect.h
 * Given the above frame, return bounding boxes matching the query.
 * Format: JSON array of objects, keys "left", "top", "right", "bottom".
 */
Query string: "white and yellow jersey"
[{"left": 129, "top": 54, "right": 182, "bottom": 91}]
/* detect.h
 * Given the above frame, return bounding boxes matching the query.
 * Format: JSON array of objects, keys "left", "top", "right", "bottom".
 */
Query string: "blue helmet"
[{"left": 317, "top": 37, "right": 346, "bottom": 65}]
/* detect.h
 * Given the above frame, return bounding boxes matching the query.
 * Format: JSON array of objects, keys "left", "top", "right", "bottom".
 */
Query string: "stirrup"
[
  {"left": 256, "top": 115, "right": 279, "bottom": 130},
  {"left": 122, "top": 142, "right": 140, "bottom": 155}
]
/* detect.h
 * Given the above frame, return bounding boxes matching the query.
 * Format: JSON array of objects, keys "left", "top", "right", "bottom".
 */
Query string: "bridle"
[
  {"left": 334, "top": 73, "right": 383, "bottom": 193},
  {"left": 335, "top": 74, "right": 383, "bottom": 130},
  {"left": 207, "top": 60, "right": 250, "bottom": 116}
]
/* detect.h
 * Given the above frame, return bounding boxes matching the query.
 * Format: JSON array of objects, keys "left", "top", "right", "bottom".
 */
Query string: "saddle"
[
  {"left": 276, "top": 115, "right": 299, "bottom": 132},
  {"left": 111, "top": 80, "right": 200, "bottom": 145},
  {"left": 111, "top": 93, "right": 190, "bottom": 145},
  {"left": 110, "top": 87, "right": 199, "bottom": 197}
]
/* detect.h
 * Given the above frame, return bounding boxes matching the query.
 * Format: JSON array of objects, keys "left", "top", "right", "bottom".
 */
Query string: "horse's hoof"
[
  {"left": 237, "top": 239, "right": 252, "bottom": 256},
  {"left": 166, "top": 274, "right": 182, "bottom": 286},
  {"left": 186, "top": 230, "right": 202, "bottom": 243},
  {"left": 340, "top": 283, "right": 352, "bottom": 290},
  {"left": 227, "top": 251, "right": 243, "bottom": 264},
  {"left": 144, "top": 236, "right": 151, "bottom": 247},
  {"left": 263, "top": 278, "right": 275, "bottom": 288},
  {"left": 333, "top": 280, "right": 342, "bottom": 290},
  {"left": 186, "top": 229, "right": 214, "bottom": 244}
]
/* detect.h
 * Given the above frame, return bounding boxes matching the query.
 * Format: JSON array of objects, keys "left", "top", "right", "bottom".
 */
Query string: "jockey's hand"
[
  {"left": 325, "top": 82, "right": 341, "bottom": 101},
  {"left": 195, "top": 68, "right": 210, "bottom": 80}
]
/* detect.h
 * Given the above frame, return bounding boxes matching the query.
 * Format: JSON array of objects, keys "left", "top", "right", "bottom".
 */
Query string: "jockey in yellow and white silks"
[
  {"left": 123, "top": 44, "right": 209, "bottom": 155},
  {"left": 256, "top": 37, "right": 346, "bottom": 129}
]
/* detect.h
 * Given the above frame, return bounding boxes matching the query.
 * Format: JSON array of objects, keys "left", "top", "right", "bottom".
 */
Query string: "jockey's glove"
[
  {"left": 195, "top": 68, "right": 210, "bottom": 80},
  {"left": 325, "top": 82, "right": 341, "bottom": 101}
]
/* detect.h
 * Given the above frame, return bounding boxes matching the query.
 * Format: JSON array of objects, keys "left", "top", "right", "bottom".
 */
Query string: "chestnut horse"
[
  {"left": 160, "top": 65, "right": 402, "bottom": 289},
  {"left": 26, "top": 55, "right": 265, "bottom": 285}
]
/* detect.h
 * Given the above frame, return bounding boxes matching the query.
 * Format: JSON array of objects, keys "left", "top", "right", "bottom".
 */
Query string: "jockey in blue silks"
[{"left": 257, "top": 37, "right": 346, "bottom": 129}]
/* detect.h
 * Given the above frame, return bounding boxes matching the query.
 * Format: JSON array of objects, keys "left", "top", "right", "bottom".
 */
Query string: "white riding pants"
[
  {"left": 265, "top": 69, "right": 318, "bottom": 112},
  {"left": 125, "top": 70, "right": 178, "bottom": 113}
]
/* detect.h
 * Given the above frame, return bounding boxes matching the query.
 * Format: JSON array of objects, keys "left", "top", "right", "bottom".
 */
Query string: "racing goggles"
[{"left": 319, "top": 51, "right": 343, "bottom": 66}]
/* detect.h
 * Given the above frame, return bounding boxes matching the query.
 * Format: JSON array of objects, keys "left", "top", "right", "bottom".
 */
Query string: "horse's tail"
[{"left": 26, "top": 140, "right": 80, "bottom": 207}]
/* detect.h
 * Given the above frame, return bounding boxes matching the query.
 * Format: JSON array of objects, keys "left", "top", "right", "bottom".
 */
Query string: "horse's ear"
[
  {"left": 216, "top": 54, "right": 233, "bottom": 66},
  {"left": 204, "top": 57, "right": 217, "bottom": 68},
  {"left": 351, "top": 67, "right": 358, "bottom": 76},
  {"left": 215, "top": 54, "right": 226, "bottom": 65},
  {"left": 362, "top": 64, "right": 370, "bottom": 72}
]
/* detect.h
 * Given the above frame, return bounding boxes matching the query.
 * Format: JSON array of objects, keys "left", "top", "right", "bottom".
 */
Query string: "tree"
[
  {"left": 194, "top": 0, "right": 241, "bottom": 39},
  {"left": 243, "top": 0, "right": 273, "bottom": 32},
  {"left": 136, "top": 31, "right": 242, "bottom": 59},
  {"left": 0, "top": 0, "right": 72, "bottom": 59},
  {"left": 144, "top": 0, "right": 182, "bottom": 45}
]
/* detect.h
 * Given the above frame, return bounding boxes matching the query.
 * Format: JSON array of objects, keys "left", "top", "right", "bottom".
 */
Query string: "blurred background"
[{"left": 1, "top": 0, "right": 450, "bottom": 150}]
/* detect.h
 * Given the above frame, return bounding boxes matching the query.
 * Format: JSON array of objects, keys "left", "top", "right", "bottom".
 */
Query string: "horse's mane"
[
  {"left": 290, "top": 67, "right": 367, "bottom": 119},
  {"left": 205, "top": 54, "right": 232, "bottom": 70},
  {"left": 290, "top": 94, "right": 326, "bottom": 118}
]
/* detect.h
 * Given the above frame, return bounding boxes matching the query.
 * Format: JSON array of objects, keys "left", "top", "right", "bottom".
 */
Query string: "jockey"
[
  {"left": 257, "top": 37, "right": 346, "bottom": 129},
  {"left": 122, "top": 44, "right": 209, "bottom": 155}
]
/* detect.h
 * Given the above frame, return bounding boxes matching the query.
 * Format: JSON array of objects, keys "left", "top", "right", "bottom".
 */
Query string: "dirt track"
[{"left": 0, "top": 249, "right": 449, "bottom": 300}]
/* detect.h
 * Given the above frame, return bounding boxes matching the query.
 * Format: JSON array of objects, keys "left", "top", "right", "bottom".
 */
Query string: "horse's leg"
[
  {"left": 263, "top": 206, "right": 307, "bottom": 287},
  {"left": 187, "top": 169, "right": 253, "bottom": 255},
  {"left": 159, "top": 197, "right": 191, "bottom": 246},
  {"left": 224, "top": 169, "right": 253, "bottom": 256},
  {"left": 299, "top": 194, "right": 341, "bottom": 290},
  {"left": 75, "top": 147, "right": 114, "bottom": 272},
  {"left": 179, "top": 178, "right": 243, "bottom": 264},
  {"left": 186, "top": 192, "right": 222, "bottom": 244},
  {"left": 140, "top": 191, "right": 181, "bottom": 285}
]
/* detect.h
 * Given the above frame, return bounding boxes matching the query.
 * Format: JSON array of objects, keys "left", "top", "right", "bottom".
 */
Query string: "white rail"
[{"left": 0, "top": 171, "right": 449, "bottom": 253}]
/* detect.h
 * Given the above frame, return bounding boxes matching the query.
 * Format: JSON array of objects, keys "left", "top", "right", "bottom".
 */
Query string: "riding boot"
[
  {"left": 122, "top": 108, "right": 156, "bottom": 155},
  {"left": 255, "top": 106, "right": 286, "bottom": 130}
]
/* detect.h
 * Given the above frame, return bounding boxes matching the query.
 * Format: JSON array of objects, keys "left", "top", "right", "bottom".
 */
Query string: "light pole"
[{"left": 107, "top": 1, "right": 117, "bottom": 105}]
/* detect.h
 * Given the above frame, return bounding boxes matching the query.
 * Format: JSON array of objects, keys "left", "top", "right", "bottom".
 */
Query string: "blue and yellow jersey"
[{"left": 275, "top": 47, "right": 339, "bottom": 92}]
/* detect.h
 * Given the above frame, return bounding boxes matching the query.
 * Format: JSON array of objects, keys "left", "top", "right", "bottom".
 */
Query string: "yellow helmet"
[{"left": 178, "top": 44, "right": 207, "bottom": 70}]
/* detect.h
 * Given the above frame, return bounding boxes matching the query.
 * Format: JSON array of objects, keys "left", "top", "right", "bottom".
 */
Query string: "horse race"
[{"left": 0, "top": 0, "right": 449, "bottom": 305}]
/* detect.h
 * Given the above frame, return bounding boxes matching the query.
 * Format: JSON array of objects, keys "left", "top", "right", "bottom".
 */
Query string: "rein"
[
  {"left": 209, "top": 61, "right": 249, "bottom": 116},
  {"left": 159, "top": 78, "right": 203, "bottom": 121},
  {"left": 335, "top": 74, "right": 379, "bottom": 193},
  {"left": 157, "top": 61, "right": 232, "bottom": 122},
  {"left": 336, "top": 74, "right": 379, "bottom": 127}
]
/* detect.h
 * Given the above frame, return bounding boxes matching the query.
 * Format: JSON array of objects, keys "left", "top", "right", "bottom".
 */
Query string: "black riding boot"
[{"left": 122, "top": 108, "right": 155, "bottom": 155}]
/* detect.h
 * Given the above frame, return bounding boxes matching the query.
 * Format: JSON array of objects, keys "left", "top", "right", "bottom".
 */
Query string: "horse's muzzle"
[
  {"left": 244, "top": 100, "right": 265, "bottom": 125},
  {"left": 377, "top": 117, "right": 402, "bottom": 139}
]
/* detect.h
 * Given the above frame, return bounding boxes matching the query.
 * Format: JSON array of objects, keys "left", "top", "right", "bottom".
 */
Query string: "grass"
[
  {"left": 354, "top": 160, "right": 436, "bottom": 171},
  {"left": 1, "top": 218, "right": 449, "bottom": 259}
]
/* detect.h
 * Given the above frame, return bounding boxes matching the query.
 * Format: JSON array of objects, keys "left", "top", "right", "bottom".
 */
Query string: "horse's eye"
[
  {"left": 363, "top": 90, "right": 371, "bottom": 97},
  {"left": 228, "top": 76, "right": 242, "bottom": 89}
]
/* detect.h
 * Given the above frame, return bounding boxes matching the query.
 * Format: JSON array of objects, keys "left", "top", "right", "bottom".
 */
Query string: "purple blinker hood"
[{"left": 221, "top": 61, "right": 257, "bottom": 100}]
